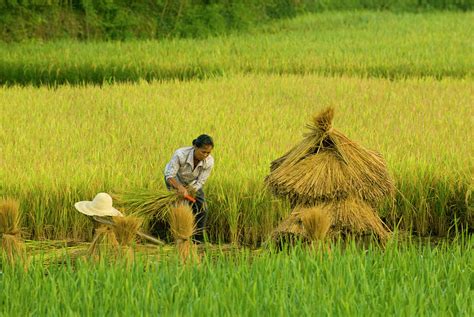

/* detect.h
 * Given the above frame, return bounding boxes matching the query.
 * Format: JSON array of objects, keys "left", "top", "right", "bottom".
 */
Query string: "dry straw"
[
  {"left": 300, "top": 207, "right": 332, "bottom": 241},
  {"left": 267, "top": 108, "right": 393, "bottom": 246},
  {"left": 169, "top": 203, "right": 199, "bottom": 263},
  {"left": 112, "top": 216, "right": 142, "bottom": 246},
  {"left": 88, "top": 226, "right": 120, "bottom": 260},
  {"left": 266, "top": 107, "right": 394, "bottom": 206},
  {"left": 88, "top": 215, "right": 143, "bottom": 262},
  {"left": 271, "top": 206, "right": 331, "bottom": 245},
  {"left": 114, "top": 187, "right": 196, "bottom": 226},
  {"left": 0, "top": 198, "right": 25, "bottom": 264},
  {"left": 327, "top": 197, "right": 390, "bottom": 242}
]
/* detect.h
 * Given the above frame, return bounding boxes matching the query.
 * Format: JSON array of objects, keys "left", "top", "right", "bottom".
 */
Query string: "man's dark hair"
[{"left": 192, "top": 134, "right": 214, "bottom": 148}]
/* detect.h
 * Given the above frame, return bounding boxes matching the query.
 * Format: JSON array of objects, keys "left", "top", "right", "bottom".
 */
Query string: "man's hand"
[
  {"left": 177, "top": 185, "right": 189, "bottom": 198},
  {"left": 167, "top": 177, "right": 189, "bottom": 197}
]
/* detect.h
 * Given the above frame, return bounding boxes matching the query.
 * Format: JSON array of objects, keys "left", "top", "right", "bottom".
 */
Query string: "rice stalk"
[
  {"left": 270, "top": 211, "right": 307, "bottom": 247},
  {"left": 327, "top": 197, "right": 391, "bottom": 243}
]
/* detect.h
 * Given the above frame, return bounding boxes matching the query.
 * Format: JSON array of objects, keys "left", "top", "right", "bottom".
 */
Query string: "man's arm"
[
  {"left": 167, "top": 177, "right": 188, "bottom": 197},
  {"left": 164, "top": 152, "right": 188, "bottom": 196}
]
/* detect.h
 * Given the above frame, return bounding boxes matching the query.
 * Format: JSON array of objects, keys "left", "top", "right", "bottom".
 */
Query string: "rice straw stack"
[
  {"left": 266, "top": 107, "right": 394, "bottom": 206},
  {"left": 267, "top": 108, "right": 394, "bottom": 245}
]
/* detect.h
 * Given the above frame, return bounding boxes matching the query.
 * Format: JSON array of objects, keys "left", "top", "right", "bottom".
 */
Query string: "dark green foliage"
[{"left": 0, "top": 0, "right": 472, "bottom": 41}]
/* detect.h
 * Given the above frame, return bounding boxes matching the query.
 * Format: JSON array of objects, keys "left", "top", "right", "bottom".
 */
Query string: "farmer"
[{"left": 164, "top": 134, "right": 214, "bottom": 242}]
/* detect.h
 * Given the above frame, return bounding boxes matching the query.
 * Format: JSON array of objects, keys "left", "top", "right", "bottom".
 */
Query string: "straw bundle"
[
  {"left": 266, "top": 107, "right": 394, "bottom": 206},
  {"left": 300, "top": 207, "right": 332, "bottom": 241},
  {"left": 0, "top": 198, "right": 25, "bottom": 263},
  {"left": 112, "top": 216, "right": 142, "bottom": 246},
  {"left": 112, "top": 215, "right": 143, "bottom": 262},
  {"left": 271, "top": 197, "right": 390, "bottom": 245},
  {"left": 169, "top": 204, "right": 198, "bottom": 263},
  {"left": 327, "top": 197, "right": 391, "bottom": 243},
  {"left": 114, "top": 187, "right": 196, "bottom": 226},
  {"left": 271, "top": 206, "right": 331, "bottom": 245},
  {"left": 88, "top": 226, "right": 120, "bottom": 260},
  {"left": 271, "top": 212, "right": 306, "bottom": 246}
]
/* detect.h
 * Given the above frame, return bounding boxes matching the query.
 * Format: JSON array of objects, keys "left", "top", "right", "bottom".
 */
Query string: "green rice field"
[
  {"left": 1, "top": 11, "right": 473, "bottom": 86},
  {"left": 1, "top": 240, "right": 473, "bottom": 316}
]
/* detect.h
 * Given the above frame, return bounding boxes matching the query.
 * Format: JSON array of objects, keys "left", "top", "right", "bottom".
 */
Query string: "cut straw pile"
[
  {"left": 266, "top": 108, "right": 394, "bottom": 245},
  {"left": 0, "top": 198, "right": 25, "bottom": 264},
  {"left": 169, "top": 203, "right": 198, "bottom": 263}
]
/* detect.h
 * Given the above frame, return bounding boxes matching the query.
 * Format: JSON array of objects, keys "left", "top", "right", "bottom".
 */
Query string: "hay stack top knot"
[
  {"left": 311, "top": 107, "right": 334, "bottom": 134},
  {"left": 265, "top": 107, "right": 395, "bottom": 206}
]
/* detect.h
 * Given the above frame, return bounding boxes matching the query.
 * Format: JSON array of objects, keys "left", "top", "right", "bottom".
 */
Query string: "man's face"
[{"left": 194, "top": 145, "right": 213, "bottom": 161}]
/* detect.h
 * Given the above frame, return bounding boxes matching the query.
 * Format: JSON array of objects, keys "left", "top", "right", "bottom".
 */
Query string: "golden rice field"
[{"left": 1, "top": 74, "right": 472, "bottom": 244}]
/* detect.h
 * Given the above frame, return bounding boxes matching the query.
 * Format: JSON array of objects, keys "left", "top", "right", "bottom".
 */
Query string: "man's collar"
[{"left": 186, "top": 147, "right": 205, "bottom": 168}]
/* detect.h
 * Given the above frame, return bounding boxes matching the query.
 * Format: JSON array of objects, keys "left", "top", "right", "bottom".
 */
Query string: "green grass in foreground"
[
  {"left": 0, "top": 74, "right": 472, "bottom": 242},
  {"left": 1, "top": 240, "right": 473, "bottom": 316},
  {"left": 1, "top": 11, "right": 473, "bottom": 85}
]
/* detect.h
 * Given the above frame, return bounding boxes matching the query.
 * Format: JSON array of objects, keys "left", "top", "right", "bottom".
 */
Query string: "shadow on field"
[{"left": 1, "top": 63, "right": 471, "bottom": 87}]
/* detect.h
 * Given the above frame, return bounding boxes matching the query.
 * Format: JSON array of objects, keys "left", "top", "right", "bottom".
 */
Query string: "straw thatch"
[
  {"left": 266, "top": 108, "right": 394, "bottom": 206},
  {"left": 169, "top": 204, "right": 199, "bottom": 263},
  {"left": 0, "top": 198, "right": 25, "bottom": 263}
]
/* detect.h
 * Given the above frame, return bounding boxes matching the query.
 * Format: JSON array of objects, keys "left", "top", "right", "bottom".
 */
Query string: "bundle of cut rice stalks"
[
  {"left": 327, "top": 197, "right": 391, "bottom": 242},
  {"left": 88, "top": 215, "right": 143, "bottom": 263},
  {"left": 271, "top": 197, "right": 390, "bottom": 246},
  {"left": 112, "top": 215, "right": 143, "bottom": 262},
  {"left": 0, "top": 198, "right": 25, "bottom": 264},
  {"left": 271, "top": 206, "right": 331, "bottom": 247},
  {"left": 169, "top": 204, "right": 199, "bottom": 263},
  {"left": 266, "top": 107, "right": 394, "bottom": 206},
  {"left": 88, "top": 226, "right": 119, "bottom": 261},
  {"left": 114, "top": 187, "right": 196, "bottom": 230}
]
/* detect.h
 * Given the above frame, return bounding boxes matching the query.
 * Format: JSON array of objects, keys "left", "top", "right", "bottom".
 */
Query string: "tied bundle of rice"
[
  {"left": 266, "top": 108, "right": 394, "bottom": 206},
  {"left": 271, "top": 206, "right": 331, "bottom": 246},
  {"left": 114, "top": 187, "right": 196, "bottom": 234},
  {"left": 272, "top": 198, "right": 390, "bottom": 245},
  {"left": 0, "top": 198, "right": 25, "bottom": 264},
  {"left": 88, "top": 226, "right": 120, "bottom": 260},
  {"left": 327, "top": 197, "right": 390, "bottom": 243},
  {"left": 300, "top": 207, "right": 332, "bottom": 241},
  {"left": 88, "top": 215, "right": 144, "bottom": 262},
  {"left": 112, "top": 215, "right": 143, "bottom": 262},
  {"left": 169, "top": 204, "right": 198, "bottom": 263},
  {"left": 112, "top": 216, "right": 142, "bottom": 246}
]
